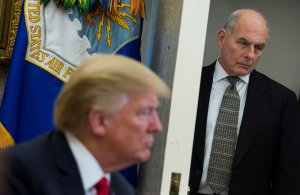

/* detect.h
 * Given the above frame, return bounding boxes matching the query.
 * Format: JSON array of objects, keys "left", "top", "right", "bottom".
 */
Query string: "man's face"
[
  {"left": 218, "top": 13, "right": 269, "bottom": 76},
  {"left": 104, "top": 90, "right": 162, "bottom": 164}
]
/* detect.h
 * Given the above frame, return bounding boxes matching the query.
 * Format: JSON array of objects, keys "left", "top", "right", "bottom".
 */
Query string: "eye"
[
  {"left": 137, "top": 107, "right": 154, "bottom": 119},
  {"left": 139, "top": 110, "right": 151, "bottom": 116},
  {"left": 255, "top": 44, "right": 265, "bottom": 53}
]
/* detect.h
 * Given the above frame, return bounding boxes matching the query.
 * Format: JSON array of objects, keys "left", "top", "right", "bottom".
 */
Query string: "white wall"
[{"left": 203, "top": 0, "right": 300, "bottom": 97}]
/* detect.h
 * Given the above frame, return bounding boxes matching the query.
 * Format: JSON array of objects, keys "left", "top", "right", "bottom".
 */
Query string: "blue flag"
[{"left": 0, "top": 0, "right": 143, "bottom": 186}]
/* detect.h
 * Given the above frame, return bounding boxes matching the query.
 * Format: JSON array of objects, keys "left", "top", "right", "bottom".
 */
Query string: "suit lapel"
[
  {"left": 51, "top": 131, "right": 85, "bottom": 195},
  {"left": 110, "top": 173, "right": 135, "bottom": 195},
  {"left": 233, "top": 70, "right": 268, "bottom": 167},
  {"left": 194, "top": 63, "right": 215, "bottom": 165}
]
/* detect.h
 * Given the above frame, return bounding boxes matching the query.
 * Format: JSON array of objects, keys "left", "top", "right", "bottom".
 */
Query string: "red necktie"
[{"left": 95, "top": 177, "right": 110, "bottom": 195}]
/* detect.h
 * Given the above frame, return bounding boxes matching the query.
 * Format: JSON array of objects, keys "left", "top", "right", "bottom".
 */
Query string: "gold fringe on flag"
[
  {"left": 40, "top": 0, "right": 145, "bottom": 18},
  {"left": 0, "top": 122, "right": 15, "bottom": 149}
]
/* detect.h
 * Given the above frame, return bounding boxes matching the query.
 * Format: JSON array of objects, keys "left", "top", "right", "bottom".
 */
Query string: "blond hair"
[{"left": 54, "top": 54, "right": 170, "bottom": 131}]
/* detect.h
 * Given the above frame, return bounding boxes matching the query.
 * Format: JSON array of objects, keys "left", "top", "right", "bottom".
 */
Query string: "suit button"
[{"left": 195, "top": 170, "right": 202, "bottom": 175}]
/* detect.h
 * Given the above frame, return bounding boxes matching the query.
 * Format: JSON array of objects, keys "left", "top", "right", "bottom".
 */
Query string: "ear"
[
  {"left": 88, "top": 109, "right": 107, "bottom": 136},
  {"left": 217, "top": 28, "right": 227, "bottom": 48}
]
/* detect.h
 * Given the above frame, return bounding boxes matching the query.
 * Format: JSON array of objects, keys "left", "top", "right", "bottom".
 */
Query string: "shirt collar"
[
  {"left": 214, "top": 59, "right": 250, "bottom": 84},
  {"left": 65, "top": 132, "right": 110, "bottom": 191}
]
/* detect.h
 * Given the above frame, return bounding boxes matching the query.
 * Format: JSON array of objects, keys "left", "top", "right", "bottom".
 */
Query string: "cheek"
[
  {"left": 124, "top": 119, "right": 148, "bottom": 140},
  {"left": 133, "top": 122, "right": 149, "bottom": 140},
  {"left": 224, "top": 45, "right": 239, "bottom": 60},
  {"left": 249, "top": 55, "right": 262, "bottom": 69}
]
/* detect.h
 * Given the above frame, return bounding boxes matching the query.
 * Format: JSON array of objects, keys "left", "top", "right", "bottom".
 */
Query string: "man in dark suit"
[
  {"left": 0, "top": 54, "right": 170, "bottom": 195},
  {"left": 189, "top": 9, "right": 300, "bottom": 195}
]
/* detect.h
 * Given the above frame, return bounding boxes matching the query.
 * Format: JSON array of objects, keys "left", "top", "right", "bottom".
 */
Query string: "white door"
[{"left": 160, "top": 1, "right": 211, "bottom": 194}]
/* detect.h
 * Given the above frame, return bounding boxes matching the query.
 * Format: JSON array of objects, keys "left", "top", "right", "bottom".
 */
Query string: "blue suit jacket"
[
  {"left": 0, "top": 131, "right": 135, "bottom": 195},
  {"left": 189, "top": 62, "right": 300, "bottom": 195}
]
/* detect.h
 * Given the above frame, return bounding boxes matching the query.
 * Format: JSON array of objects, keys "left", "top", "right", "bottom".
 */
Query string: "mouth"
[
  {"left": 147, "top": 142, "right": 153, "bottom": 148},
  {"left": 237, "top": 62, "right": 252, "bottom": 69},
  {"left": 238, "top": 62, "right": 251, "bottom": 66},
  {"left": 146, "top": 136, "right": 154, "bottom": 148}
]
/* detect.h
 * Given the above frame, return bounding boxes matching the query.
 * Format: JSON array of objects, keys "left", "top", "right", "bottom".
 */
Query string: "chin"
[
  {"left": 234, "top": 65, "right": 253, "bottom": 75},
  {"left": 137, "top": 151, "right": 151, "bottom": 162},
  {"left": 238, "top": 72, "right": 250, "bottom": 76},
  {"left": 235, "top": 69, "right": 251, "bottom": 76}
]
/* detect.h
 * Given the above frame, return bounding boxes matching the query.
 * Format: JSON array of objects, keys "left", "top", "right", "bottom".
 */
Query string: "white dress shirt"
[
  {"left": 198, "top": 61, "right": 249, "bottom": 194},
  {"left": 65, "top": 132, "right": 110, "bottom": 195}
]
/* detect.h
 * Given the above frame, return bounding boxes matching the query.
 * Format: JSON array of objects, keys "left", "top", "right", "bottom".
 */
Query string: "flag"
[{"left": 0, "top": 0, "right": 144, "bottom": 186}]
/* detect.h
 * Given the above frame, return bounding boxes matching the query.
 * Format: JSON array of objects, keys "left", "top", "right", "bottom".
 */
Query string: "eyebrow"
[{"left": 237, "top": 37, "right": 266, "bottom": 46}]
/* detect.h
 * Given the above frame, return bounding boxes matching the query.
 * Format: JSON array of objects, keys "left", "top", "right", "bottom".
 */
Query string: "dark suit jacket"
[
  {"left": 189, "top": 62, "right": 300, "bottom": 195},
  {"left": 0, "top": 131, "right": 135, "bottom": 195}
]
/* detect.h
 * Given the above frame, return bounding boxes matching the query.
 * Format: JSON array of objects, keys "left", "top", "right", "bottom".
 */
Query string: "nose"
[
  {"left": 245, "top": 45, "right": 255, "bottom": 59},
  {"left": 150, "top": 111, "right": 163, "bottom": 133}
]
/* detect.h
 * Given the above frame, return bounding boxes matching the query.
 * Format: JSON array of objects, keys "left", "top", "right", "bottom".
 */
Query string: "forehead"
[
  {"left": 123, "top": 90, "right": 159, "bottom": 109},
  {"left": 232, "top": 13, "right": 269, "bottom": 43}
]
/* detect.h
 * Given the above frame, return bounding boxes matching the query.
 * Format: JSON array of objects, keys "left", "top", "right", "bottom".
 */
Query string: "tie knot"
[
  {"left": 95, "top": 177, "right": 110, "bottom": 195},
  {"left": 227, "top": 76, "right": 239, "bottom": 85}
]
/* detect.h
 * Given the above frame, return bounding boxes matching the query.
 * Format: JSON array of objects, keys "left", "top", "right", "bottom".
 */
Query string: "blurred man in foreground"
[{"left": 0, "top": 54, "right": 170, "bottom": 195}]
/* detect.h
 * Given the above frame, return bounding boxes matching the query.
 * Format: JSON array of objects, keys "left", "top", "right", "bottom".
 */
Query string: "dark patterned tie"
[
  {"left": 95, "top": 177, "right": 110, "bottom": 195},
  {"left": 207, "top": 76, "right": 240, "bottom": 193}
]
